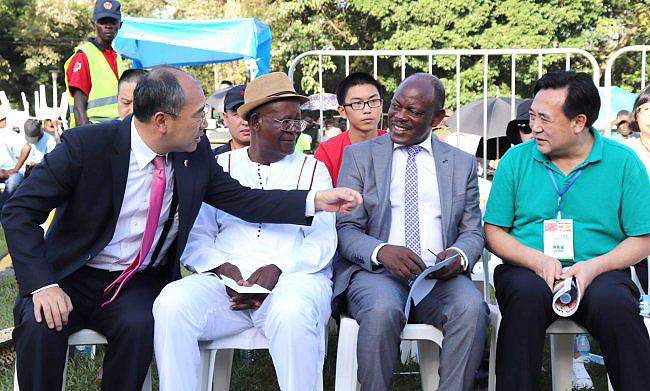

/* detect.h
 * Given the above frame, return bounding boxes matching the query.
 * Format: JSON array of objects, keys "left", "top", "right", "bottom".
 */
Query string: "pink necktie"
[{"left": 102, "top": 155, "right": 166, "bottom": 307}]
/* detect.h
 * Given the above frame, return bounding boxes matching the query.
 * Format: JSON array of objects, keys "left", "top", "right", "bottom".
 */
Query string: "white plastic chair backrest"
[
  {"left": 0, "top": 90, "right": 10, "bottom": 108},
  {"left": 39, "top": 85, "right": 47, "bottom": 109},
  {"left": 33, "top": 91, "right": 39, "bottom": 117},
  {"left": 21, "top": 92, "right": 29, "bottom": 115}
]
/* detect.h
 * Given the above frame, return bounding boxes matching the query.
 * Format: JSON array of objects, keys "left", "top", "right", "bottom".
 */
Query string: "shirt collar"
[
  {"left": 131, "top": 119, "right": 169, "bottom": 170},
  {"left": 88, "top": 37, "right": 115, "bottom": 53},
  {"left": 532, "top": 127, "right": 602, "bottom": 167},
  {"left": 393, "top": 131, "right": 433, "bottom": 154}
]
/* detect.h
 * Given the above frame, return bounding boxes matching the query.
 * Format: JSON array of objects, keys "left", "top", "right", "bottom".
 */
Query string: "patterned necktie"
[
  {"left": 404, "top": 145, "right": 423, "bottom": 257},
  {"left": 102, "top": 155, "right": 166, "bottom": 307}
]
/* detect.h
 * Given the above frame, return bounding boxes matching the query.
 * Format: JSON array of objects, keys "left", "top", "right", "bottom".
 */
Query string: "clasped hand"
[
  {"left": 214, "top": 262, "right": 281, "bottom": 311},
  {"left": 377, "top": 245, "right": 463, "bottom": 281}
]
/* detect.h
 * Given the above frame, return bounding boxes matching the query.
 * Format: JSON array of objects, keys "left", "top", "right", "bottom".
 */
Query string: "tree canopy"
[{"left": 0, "top": 0, "right": 648, "bottom": 108}]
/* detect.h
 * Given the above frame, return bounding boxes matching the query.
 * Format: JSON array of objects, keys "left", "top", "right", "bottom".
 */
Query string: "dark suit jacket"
[{"left": 1, "top": 116, "right": 309, "bottom": 296}]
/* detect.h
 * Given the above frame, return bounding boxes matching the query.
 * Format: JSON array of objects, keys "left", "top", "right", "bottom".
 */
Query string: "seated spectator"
[
  {"left": 625, "top": 85, "right": 650, "bottom": 293},
  {"left": 484, "top": 71, "right": 650, "bottom": 390},
  {"left": 333, "top": 73, "right": 487, "bottom": 391},
  {"left": 153, "top": 72, "right": 336, "bottom": 391},
  {"left": 23, "top": 119, "right": 56, "bottom": 174},
  {"left": 117, "top": 68, "right": 148, "bottom": 120},
  {"left": 0, "top": 111, "right": 30, "bottom": 209},
  {"left": 315, "top": 72, "right": 386, "bottom": 185},
  {"left": 505, "top": 99, "right": 534, "bottom": 145},
  {"left": 44, "top": 118, "right": 62, "bottom": 143},
  {"left": 212, "top": 85, "right": 249, "bottom": 156},
  {"left": 322, "top": 117, "right": 341, "bottom": 141},
  {"left": 610, "top": 110, "right": 634, "bottom": 143}
]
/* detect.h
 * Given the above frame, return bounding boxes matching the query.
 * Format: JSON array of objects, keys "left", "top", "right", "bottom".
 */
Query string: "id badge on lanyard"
[{"left": 542, "top": 167, "right": 583, "bottom": 262}]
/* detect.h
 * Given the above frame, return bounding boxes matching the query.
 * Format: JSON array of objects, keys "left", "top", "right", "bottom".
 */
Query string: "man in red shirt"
[
  {"left": 65, "top": 0, "right": 125, "bottom": 127},
  {"left": 315, "top": 72, "right": 386, "bottom": 185}
]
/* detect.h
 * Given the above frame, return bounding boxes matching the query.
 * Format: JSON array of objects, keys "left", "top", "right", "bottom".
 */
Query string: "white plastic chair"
[
  {"left": 482, "top": 253, "right": 614, "bottom": 391},
  {"left": 198, "top": 327, "right": 324, "bottom": 391},
  {"left": 13, "top": 329, "right": 152, "bottom": 391},
  {"left": 334, "top": 315, "right": 443, "bottom": 391}
]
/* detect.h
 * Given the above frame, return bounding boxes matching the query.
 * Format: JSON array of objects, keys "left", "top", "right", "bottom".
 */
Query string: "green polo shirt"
[{"left": 484, "top": 131, "right": 650, "bottom": 265}]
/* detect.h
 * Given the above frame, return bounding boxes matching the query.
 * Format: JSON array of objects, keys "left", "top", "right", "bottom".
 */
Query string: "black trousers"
[
  {"left": 13, "top": 266, "right": 166, "bottom": 391},
  {"left": 494, "top": 263, "right": 650, "bottom": 391}
]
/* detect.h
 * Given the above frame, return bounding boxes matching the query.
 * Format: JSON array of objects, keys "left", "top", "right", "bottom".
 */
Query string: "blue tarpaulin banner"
[{"left": 114, "top": 17, "right": 271, "bottom": 76}]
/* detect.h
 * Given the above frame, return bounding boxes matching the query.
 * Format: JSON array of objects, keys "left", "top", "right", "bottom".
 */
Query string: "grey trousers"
[{"left": 345, "top": 269, "right": 488, "bottom": 391}]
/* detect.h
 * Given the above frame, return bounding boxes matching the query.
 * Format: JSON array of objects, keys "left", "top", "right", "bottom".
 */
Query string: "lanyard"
[{"left": 547, "top": 166, "right": 583, "bottom": 220}]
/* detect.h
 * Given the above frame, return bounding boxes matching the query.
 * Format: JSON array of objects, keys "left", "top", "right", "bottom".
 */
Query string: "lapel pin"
[{"left": 184, "top": 160, "right": 189, "bottom": 167}]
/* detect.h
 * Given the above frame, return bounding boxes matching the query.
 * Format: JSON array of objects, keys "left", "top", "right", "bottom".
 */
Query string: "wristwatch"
[{"left": 458, "top": 252, "right": 468, "bottom": 272}]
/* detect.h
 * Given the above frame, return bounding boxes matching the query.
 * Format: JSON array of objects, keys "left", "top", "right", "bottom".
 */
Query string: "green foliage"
[
  {"left": 263, "top": 0, "right": 636, "bottom": 104},
  {"left": 1, "top": 0, "right": 649, "bottom": 112}
]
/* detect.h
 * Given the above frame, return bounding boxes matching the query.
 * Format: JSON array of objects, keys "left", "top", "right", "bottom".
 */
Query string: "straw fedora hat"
[{"left": 237, "top": 72, "right": 308, "bottom": 119}]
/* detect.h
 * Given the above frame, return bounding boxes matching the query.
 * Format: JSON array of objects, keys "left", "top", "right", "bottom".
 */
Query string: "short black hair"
[
  {"left": 118, "top": 69, "right": 148, "bottom": 89},
  {"left": 533, "top": 71, "right": 600, "bottom": 129},
  {"left": 220, "top": 80, "right": 233, "bottom": 87},
  {"left": 23, "top": 119, "right": 42, "bottom": 136},
  {"left": 133, "top": 66, "right": 186, "bottom": 122},
  {"left": 630, "top": 85, "right": 650, "bottom": 133},
  {"left": 336, "top": 72, "right": 382, "bottom": 105},
  {"left": 616, "top": 109, "right": 630, "bottom": 117}
]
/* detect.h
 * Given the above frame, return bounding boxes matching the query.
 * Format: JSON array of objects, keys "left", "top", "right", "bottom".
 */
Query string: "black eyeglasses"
[
  {"left": 257, "top": 113, "right": 308, "bottom": 133},
  {"left": 342, "top": 98, "right": 383, "bottom": 111}
]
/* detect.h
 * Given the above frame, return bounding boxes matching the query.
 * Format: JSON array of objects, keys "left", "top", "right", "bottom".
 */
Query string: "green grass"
[
  {"left": 0, "top": 226, "right": 7, "bottom": 260},
  {"left": 0, "top": 232, "right": 611, "bottom": 390}
]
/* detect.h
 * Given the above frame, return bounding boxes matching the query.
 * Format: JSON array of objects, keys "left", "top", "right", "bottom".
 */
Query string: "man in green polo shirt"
[{"left": 484, "top": 70, "right": 650, "bottom": 391}]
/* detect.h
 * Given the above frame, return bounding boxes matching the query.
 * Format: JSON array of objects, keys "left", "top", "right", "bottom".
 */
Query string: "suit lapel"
[
  {"left": 432, "top": 138, "right": 453, "bottom": 247},
  {"left": 371, "top": 135, "right": 393, "bottom": 241},
  {"left": 110, "top": 118, "right": 131, "bottom": 214},
  {"left": 172, "top": 152, "right": 194, "bottom": 239}
]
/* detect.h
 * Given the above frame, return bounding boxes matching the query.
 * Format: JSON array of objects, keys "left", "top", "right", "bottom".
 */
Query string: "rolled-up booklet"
[
  {"left": 403, "top": 255, "right": 458, "bottom": 320},
  {"left": 552, "top": 268, "right": 581, "bottom": 317}
]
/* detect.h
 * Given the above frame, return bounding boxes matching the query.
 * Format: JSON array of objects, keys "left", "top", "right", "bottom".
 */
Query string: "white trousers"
[{"left": 153, "top": 272, "right": 332, "bottom": 391}]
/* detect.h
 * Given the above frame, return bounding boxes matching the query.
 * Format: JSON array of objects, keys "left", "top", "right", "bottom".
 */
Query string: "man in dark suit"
[
  {"left": 333, "top": 73, "right": 488, "bottom": 391},
  {"left": 1, "top": 67, "right": 361, "bottom": 391}
]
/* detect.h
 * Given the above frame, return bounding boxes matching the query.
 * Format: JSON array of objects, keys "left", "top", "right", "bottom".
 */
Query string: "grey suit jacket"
[{"left": 332, "top": 133, "right": 484, "bottom": 312}]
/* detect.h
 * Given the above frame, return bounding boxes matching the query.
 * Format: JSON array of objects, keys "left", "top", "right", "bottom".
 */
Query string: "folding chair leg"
[
  {"left": 550, "top": 334, "right": 575, "bottom": 391},
  {"left": 416, "top": 340, "right": 440, "bottom": 390},
  {"left": 488, "top": 333, "right": 497, "bottom": 391},
  {"left": 198, "top": 348, "right": 214, "bottom": 391},
  {"left": 61, "top": 347, "right": 70, "bottom": 391},
  {"left": 212, "top": 349, "right": 234, "bottom": 391},
  {"left": 334, "top": 317, "right": 360, "bottom": 391},
  {"left": 13, "top": 363, "right": 19, "bottom": 391}
]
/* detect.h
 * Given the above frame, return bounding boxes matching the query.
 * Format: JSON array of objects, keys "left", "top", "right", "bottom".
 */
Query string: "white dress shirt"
[
  {"left": 371, "top": 133, "right": 444, "bottom": 266},
  {"left": 182, "top": 148, "right": 336, "bottom": 279},
  {"left": 87, "top": 120, "right": 179, "bottom": 271}
]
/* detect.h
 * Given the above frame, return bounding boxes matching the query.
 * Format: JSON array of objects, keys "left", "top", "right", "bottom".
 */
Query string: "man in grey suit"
[{"left": 333, "top": 73, "right": 488, "bottom": 391}]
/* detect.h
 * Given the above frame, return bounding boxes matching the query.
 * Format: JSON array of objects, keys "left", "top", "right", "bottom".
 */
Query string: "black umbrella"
[{"left": 447, "top": 97, "right": 524, "bottom": 139}]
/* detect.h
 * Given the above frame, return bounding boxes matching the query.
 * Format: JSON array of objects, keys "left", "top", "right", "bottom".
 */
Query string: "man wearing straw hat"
[{"left": 153, "top": 72, "right": 335, "bottom": 391}]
